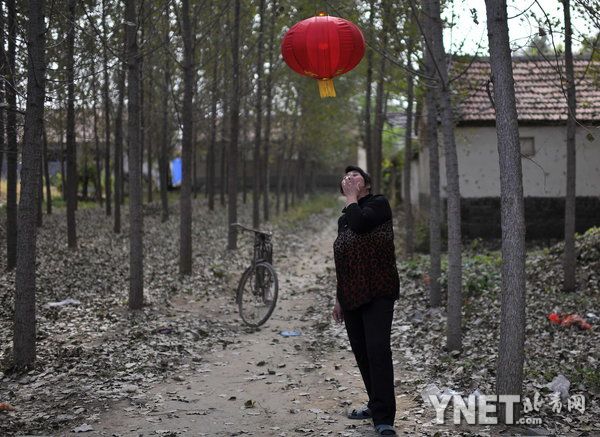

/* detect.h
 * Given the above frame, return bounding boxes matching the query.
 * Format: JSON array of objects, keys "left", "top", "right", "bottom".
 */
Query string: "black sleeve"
[{"left": 345, "top": 196, "right": 392, "bottom": 234}]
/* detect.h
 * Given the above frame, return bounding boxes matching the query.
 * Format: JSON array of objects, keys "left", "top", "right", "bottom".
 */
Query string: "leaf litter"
[{"left": 0, "top": 199, "right": 598, "bottom": 436}]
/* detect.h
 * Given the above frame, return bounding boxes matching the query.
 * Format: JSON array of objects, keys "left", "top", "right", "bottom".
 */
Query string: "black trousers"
[{"left": 343, "top": 296, "right": 396, "bottom": 426}]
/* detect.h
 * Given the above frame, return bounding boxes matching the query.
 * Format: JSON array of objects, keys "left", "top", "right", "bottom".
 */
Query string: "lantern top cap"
[{"left": 317, "top": 11, "right": 328, "bottom": 16}]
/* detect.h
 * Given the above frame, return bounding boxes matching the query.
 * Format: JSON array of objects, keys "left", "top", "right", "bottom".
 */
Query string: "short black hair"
[{"left": 339, "top": 165, "right": 372, "bottom": 194}]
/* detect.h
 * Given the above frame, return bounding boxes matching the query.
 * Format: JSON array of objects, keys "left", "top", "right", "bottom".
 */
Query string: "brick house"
[{"left": 407, "top": 56, "right": 600, "bottom": 239}]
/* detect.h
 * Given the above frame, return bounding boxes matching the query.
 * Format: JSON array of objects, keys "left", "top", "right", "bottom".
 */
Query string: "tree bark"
[
  {"left": 114, "top": 60, "right": 126, "bottom": 233},
  {"left": 0, "top": 0, "right": 5, "bottom": 202},
  {"left": 403, "top": 50, "right": 414, "bottom": 258},
  {"left": 139, "top": 21, "right": 145, "bottom": 204},
  {"left": 426, "top": 0, "right": 463, "bottom": 352},
  {"left": 81, "top": 110, "right": 89, "bottom": 200},
  {"left": 126, "top": 0, "right": 143, "bottom": 309},
  {"left": 219, "top": 27, "right": 229, "bottom": 211},
  {"left": 66, "top": 0, "right": 78, "bottom": 249},
  {"left": 372, "top": 2, "right": 390, "bottom": 194},
  {"left": 207, "top": 50, "right": 217, "bottom": 211},
  {"left": 484, "top": 0, "right": 527, "bottom": 422},
  {"left": 275, "top": 142, "right": 284, "bottom": 215},
  {"left": 102, "top": 0, "right": 111, "bottom": 216},
  {"left": 147, "top": 87, "right": 153, "bottom": 204},
  {"left": 364, "top": 0, "right": 375, "bottom": 174},
  {"left": 179, "top": 0, "right": 194, "bottom": 274},
  {"left": 563, "top": 0, "right": 577, "bottom": 292},
  {"left": 227, "top": 0, "right": 241, "bottom": 250},
  {"left": 43, "top": 122, "right": 51, "bottom": 214},
  {"left": 92, "top": 67, "right": 102, "bottom": 205},
  {"left": 421, "top": 8, "right": 442, "bottom": 308},
  {"left": 160, "top": 6, "right": 170, "bottom": 222},
  {"left": 14, "top": 0, "right": 46, "bottom": 369},
  {"left": 241, "top": 100, "right": 249, "bottom": 205},
  {"left": 59, "top": 107, "right": 66, "bottom": 200},
  {"left": 263, "top": 0, "right": 277, "bottom": 223},
  {"left": 219, "top": 97, "right": 228, "bottom": 207},
  {"left": 6, "top": 0, "right": 18, "bottom": 270},
  {"left": 37, "top": 148, "right": 42, "bottom": 227},
  {"left": 253, "top": 0, "right": 265, "bottom": 228}
]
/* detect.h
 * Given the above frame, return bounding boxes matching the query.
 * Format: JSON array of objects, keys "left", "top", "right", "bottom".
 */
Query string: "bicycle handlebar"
[{"left": 230, "top": 222, "right": 272, "bottom": 236}]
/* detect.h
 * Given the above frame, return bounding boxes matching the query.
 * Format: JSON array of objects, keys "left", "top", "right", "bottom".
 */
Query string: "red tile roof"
[{"left": 452, "top": 57, "right": 600, "bottom": 123}]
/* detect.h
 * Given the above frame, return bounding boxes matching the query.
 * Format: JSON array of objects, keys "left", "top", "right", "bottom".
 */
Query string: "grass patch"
[{"left": 274, "top": 193, "right": 340, "bottom": 224}]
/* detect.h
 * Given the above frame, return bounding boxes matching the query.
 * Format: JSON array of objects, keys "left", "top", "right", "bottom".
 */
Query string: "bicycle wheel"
[{"left": 237, "top": 262, "right": 279, "bottom": 327}]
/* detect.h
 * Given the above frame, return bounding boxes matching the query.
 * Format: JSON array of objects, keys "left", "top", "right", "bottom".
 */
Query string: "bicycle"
[{"left": 230, "top": 223, "right": 279, "bottom": 327}]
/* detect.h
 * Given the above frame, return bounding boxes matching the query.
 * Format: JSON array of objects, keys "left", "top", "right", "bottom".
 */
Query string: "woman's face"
[
  {"left": 344, "top": 170, "right": 364, "bottom": 187},
  {"left": 342, "top": 170, "right": 369, "bottom": 195}
]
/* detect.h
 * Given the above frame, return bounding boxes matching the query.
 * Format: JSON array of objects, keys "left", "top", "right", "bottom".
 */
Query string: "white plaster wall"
[
  {"left": 437, "top": 125, "right": 600, "bottom": 198},
  {"left": 414, "top": 142, "right": 446, "bottom": 207},
  {"left": 357, "top": 147, "right": 367, "bottom": 171},
  {"left": 409, "top": 159, "right": 419, "bottom": 205}
]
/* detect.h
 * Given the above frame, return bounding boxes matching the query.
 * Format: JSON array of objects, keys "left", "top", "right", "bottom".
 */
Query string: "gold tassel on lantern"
[{"left": 318, "top": 79, "right": 336, "bottom": 98}]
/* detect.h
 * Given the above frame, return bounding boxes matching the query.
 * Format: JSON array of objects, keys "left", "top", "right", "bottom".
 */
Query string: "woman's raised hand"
[{"left": 341, "top": 176, "right": 361, "bottom": 197}]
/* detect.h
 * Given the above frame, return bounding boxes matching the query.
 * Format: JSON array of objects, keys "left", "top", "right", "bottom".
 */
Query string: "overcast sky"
[{"left": 442, "top": 0, "right": 594, "bottom": 55}]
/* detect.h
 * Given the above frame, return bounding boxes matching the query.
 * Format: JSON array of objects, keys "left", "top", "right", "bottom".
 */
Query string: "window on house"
[{"left": 520, "top": 137, "right": 535, "bottom": 157}]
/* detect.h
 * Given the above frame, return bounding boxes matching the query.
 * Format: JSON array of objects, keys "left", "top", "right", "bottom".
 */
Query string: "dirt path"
[{"left": 64, "top": 216, "right": 415, "bottom": 437}]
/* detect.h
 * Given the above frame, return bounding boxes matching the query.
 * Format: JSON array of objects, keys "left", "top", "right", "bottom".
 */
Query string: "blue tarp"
[{"left": 170, "top": 158, "right": 182, "bottom": 187}]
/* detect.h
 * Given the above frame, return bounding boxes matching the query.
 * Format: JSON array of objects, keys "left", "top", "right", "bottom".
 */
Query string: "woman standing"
[{"left": 333, "top": 165, "right": 400, "bottom": 436}]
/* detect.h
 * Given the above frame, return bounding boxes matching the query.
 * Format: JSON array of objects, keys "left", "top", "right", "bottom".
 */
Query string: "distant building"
[{"left": 407, "top": 56, "right": 600, "bottom": 239}]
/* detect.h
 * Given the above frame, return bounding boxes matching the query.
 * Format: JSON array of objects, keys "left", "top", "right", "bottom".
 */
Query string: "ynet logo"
[{"left": 428, "top": 394, "right": 538, "bottom": 425}]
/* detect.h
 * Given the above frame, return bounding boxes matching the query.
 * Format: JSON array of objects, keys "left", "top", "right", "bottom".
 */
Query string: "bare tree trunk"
[
  {"left": 253, "top": 0, "right": 265, "bottom": 228},
  {"left": 102, "top": 0, "right": 111, "bottom": 216},
  {"left": 14, "top": 0, "right": 46, "bottom": 370},
  {"left": 6, "top": 0, "right": 17, "bottom": 270},
  {"left": 284, "top": 151, "right": 292, "bottom": 212},
  {"left": 179, "top": 0, "right": 194, "bottom": 274},
  {"left": 263, "top": 0, "right": 276, "bottom": 222},
  {"left": 60, "top": 108, "right": 66, "bottom": 200},
  {"left": 242, "top": 102, "right": 249, "bottom": 204},
  {"left": 372, "top": 65, "right": 385, "bottom": 194},
  {"left": 291, "top": 157, "right": 298, "bottom": 207},
  {"left": 297, "top": 155, "right": 306, "bottom": 200},
  {"left": 66, "top": 0, "right": 78, "bottom": 249},
  {"left": 147, "top": 80, "right": 153, "bottom": 204},
  {"left": 219, "top": 40, "right": 229, "bottom": 210},
  {"left": 192, "top": 124, "right": 197, "bottom": 199},
  {"left": 37, "top": 151, "right": 42, "bottom": 227},
  {"left": 275, "top": 143, "right": 284, "bottom": 215},
  {"left": 81, "top": 111, "right": 89, "bottom": 201},
  {"left": 403, "top": 51, "right": 414, "bottom": 258},
  {"left": 372, "top": 2, "right": 389, "bottom": 194},
  {"left": 364, "top": 0, "right": 375, "bottom": 174},
  {"left": 207, "top": 53, "right": 217, "bottom": 211},
  {"left": 423, "top": 26, "right": 442, "bottom": 308},
  {"left": 563, "top": 0, "right": 577, "bottom": 292},
  {"left": 485, "top": 0, "right": 527, "bottom": 422},
  {"left": 227, "top": 0, "right": 241, "bottom": 250},
  {"left": 92, "top": 65, "right": 102, "bottom": 205},
  {"left": 114, "top": 60, "right": 125, "bottom": 233},
  {"left": 139, "top": 20, "right": 145, "bottom": 205},
  {"left": 42, "top": 123, "right": 51, "bottom": 214},
  {"left": 0, "top": 0, "right": 5, "bottom": 202},
  {"left": 219, "top": 98, "right": 228, "bottom": 207},
  {"left": 160, "top": 7, "right": 170, "bottom": 222},
  {"left": 426, "top": 0, "right": 463, "bottom": 352},
  {"left": 126, "top": 0, "right": 143, "bottom": 309}
]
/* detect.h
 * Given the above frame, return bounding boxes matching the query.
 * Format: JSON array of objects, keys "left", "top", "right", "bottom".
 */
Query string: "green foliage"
[
  {"left": 461, "top": 252, "right": 502, "bottom": 296},
  {"left": 571, "top": 367, "right": 600, "bottom": 393}
]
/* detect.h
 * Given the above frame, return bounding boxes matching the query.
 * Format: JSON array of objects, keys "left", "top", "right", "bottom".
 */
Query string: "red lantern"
[{"left": 281, "top": 12, "right": 365, "bottom": 98}]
